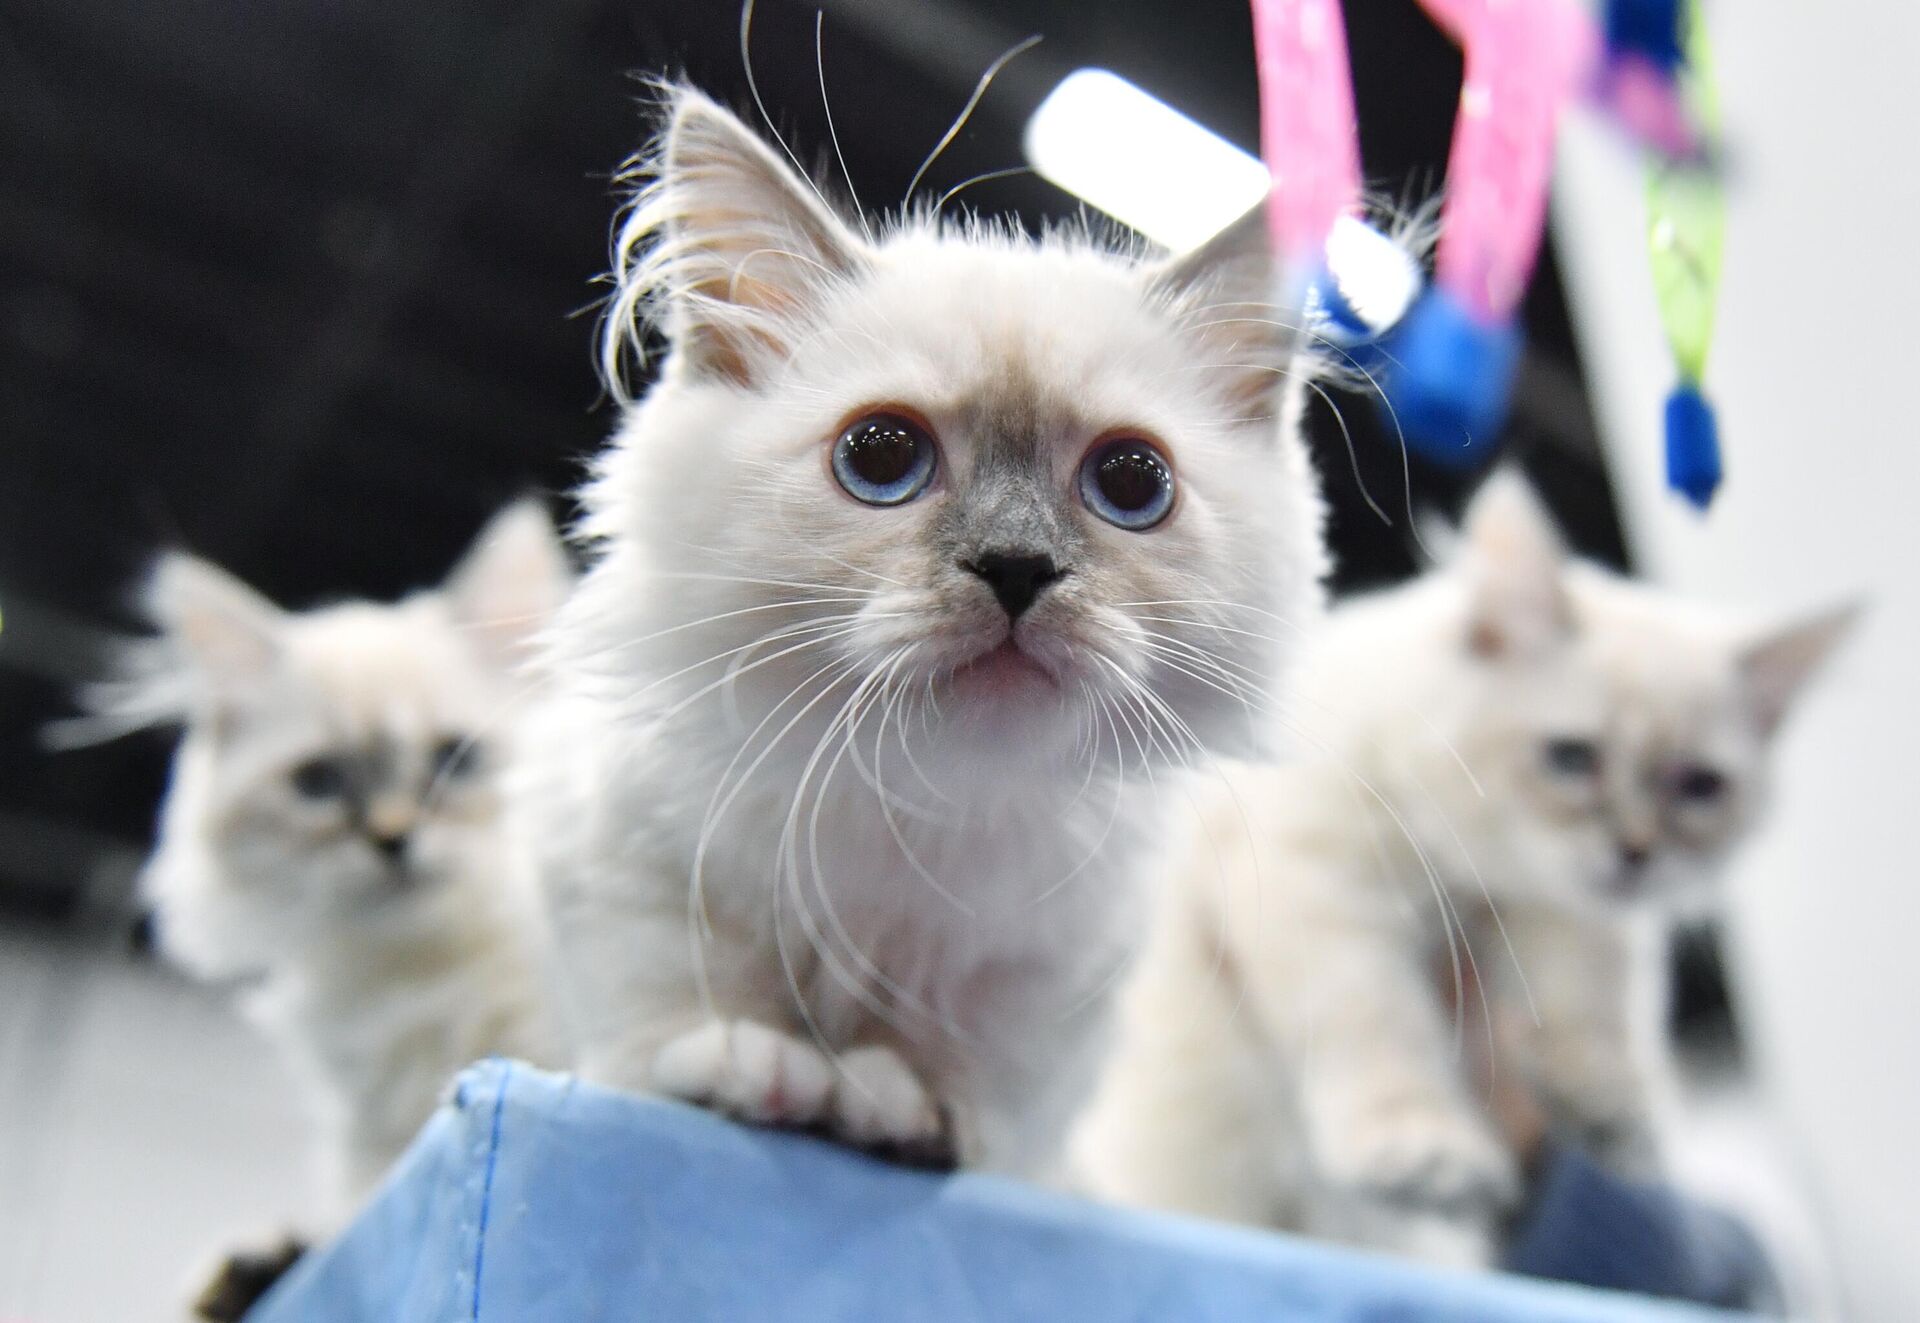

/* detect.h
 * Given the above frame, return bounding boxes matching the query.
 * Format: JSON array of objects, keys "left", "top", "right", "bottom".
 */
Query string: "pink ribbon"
[
  {"left": 1420, "top": 0, "right": 1597, "bottom": 322},
  {"left": 1250, "top": 0, "right": 1364, "bottom": 270}
]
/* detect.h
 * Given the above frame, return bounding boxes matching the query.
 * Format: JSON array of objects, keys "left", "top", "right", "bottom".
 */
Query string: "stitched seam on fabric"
[{"left": 470, "top": 1062, "right": 513, "bottom": 1322}]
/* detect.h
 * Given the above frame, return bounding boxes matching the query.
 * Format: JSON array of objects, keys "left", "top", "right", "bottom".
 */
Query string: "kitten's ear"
[
  {"left": 1147, "top": 205, "right": 1292, "bottom": 423},
  {"left": 1738, "top": 600, "right": 1861, "bottom": 738},
  {"left": 146, "top": 553, "right": 285, "bottom": 687},
  {"left": 443, "top": 500, "right": 572, "bottom": 673},
  {"left": 1459, "top": 469, "right": 1570, "bottom": 658},
  {"left": 619, "top": 86, "right": 870, "bottom": 388},
  {"left": 1150, "top": 205, "right": 1276, "bottom": 304}
]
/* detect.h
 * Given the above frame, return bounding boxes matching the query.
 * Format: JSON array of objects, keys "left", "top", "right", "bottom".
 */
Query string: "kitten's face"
[
  {"left": 191, "top": 605, "right": 510, "bottom": 921},
  {"left": 578, "top": 90, "right": 1325, "bottom": 785},
  {"left": 1434, "top": 477, "right": 1853, "bottom": 910},
  {"left": 143, "top": 503, "right": 568, "bottom": 972},
  {"left": 1467, "top": 597, "right": 1768, "bottom": 906}
]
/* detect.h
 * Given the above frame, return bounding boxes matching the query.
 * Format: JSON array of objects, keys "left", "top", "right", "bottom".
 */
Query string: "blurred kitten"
[
  {"left": 522, "top": 87, "right": 1327, "bottom": 1176},
  {"left": 1072, "top": 471, "right": 1855, "bottom": 1263},
  {"left": 133, "top": 501, "right": 571, "bottom": 1218}
]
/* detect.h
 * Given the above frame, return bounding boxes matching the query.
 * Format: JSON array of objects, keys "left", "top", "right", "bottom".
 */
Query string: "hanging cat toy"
[{"left": 1249, "top": 0, "right": 1727, "bottom": 508}]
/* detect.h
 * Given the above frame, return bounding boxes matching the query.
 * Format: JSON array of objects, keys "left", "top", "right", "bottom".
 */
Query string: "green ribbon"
[{"left": 1645, "top": 2, "right": 1724, "bottom": 386}]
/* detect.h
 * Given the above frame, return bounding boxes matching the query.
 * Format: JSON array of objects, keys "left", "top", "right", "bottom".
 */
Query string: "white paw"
[
  {"left": 1337, "top": 1199, "right": 1502, "bottom": 1270},
  {"left": 1534, "top": 1055, "right": 1657, "bottom": 1174},
  {"left": 830, "top": 1044, "right": 950, "bottom": 1164},
  {"left": 650, "top": 1020, "right": 835, "bottom": 1128},
  {"left": 1316, "top": 1096, "right": 1519, "bottom": 1214}
]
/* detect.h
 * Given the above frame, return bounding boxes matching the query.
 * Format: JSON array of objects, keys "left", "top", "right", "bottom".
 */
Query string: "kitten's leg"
[
  {"left": 545, "top": 865, "right": 759, "bottom": 1090},
  {"left": 1230, "top": 894, "right": 1519, "bottom": 1234},
  {"left": 1497, "top": 904, "right": 1661, "bottom": 1175},
  {"left": 925, "top": 957, "right": 1140, "bottom": 1179},
  {"left": 1069, "top": 908, "right": 1300, "bottom": 1223},
  {"left": 549, "top": 866, "right": 946, "bottom": 1153}
]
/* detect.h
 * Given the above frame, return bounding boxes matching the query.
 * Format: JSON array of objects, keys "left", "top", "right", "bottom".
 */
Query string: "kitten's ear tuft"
[
  {"left": 146, "top": 554, "right": 285, "bottom": 687},
  {"left": 607, "top": 86, "right": 869, "bottom": 391},
  {"left": 1739, "top": 599, "right": 1861, "bottom": 737},
  {"left": 443, "top": 500, "right": 572, "bottom": 674},
  {"left": 1147, "top": 205, "right": 1292, "bottom": 423},
  {"left": 1459, "top": 469, "right": 1570, "bottom": 658}
]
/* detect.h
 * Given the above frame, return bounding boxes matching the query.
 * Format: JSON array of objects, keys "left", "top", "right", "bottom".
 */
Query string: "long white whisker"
[
  {"left": 647, "top": 570, "right": 882, "bottom": 597},
  {"left": 615, "top": 619, "right": 868, "bottom": 725},
  {"left": 573, "top": 596, "right": 876, "bottom": 666},
  {"left": 935, "top": 165, "right": 1034, "bottom": 215},
  {"left": 865, "top": 665, "right": 974, "bottom": 914},
  {"left": 903, "top": 34, "right": 1042, "bottom": 209},
  {"left": 687, "top": 650, "right": 864, "bottom": 1029},
  {"left": 739, "top": 0, "right": 842, "bottom": 221},
  {"left": 785, "top": 654, "right": 968, "bottom": 1043},
  {"left": 813, "top": 10, "right": 873, "bottom": 244}
]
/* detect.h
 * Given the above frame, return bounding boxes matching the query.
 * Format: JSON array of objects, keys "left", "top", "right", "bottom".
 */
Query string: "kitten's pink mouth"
[{"left": 948, "top": 641, "right": 1059, "bottom": 696}]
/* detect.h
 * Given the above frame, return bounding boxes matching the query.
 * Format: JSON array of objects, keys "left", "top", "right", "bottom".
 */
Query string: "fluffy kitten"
[
  {"left": 1072, "top": 472, "right": 1855, "bottom": 1261},
  {"left": 137, "top": 500, "right": 571, "bottom": 1215},
  {"left": 522, "top": 87, "right": 1327, "bottom": 1176}
]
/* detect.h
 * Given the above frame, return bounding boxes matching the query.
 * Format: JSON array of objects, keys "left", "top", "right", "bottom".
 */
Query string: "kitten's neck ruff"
[{"left": 245, "top": 879, "right": 543, "bottom": 1049}]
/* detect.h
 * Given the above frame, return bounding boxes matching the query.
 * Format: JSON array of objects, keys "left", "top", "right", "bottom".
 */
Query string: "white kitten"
[
  {"left": 522, "top": 87, "right": 1327, "bottom": 1176},
  {"left": 137, "top": 501, "right": 572, "bottom": 1216},
  {"left": 1072, "top": 471, "right": 1854, "bottom": 1261}
]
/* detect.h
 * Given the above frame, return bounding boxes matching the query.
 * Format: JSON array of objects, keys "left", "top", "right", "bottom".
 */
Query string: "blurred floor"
[{"left": 0, "top": 918, "right": 308, "bottom": 1323}]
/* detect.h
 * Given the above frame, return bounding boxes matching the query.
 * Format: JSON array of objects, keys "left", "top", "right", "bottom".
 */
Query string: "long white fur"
[
  {"left": 136, "top": 501, "right": 572, "bottom": 1218},
  {"left": 524, "top": 86, "right": 1328, "bottom": 1175},
  {"left": 1072, "top": 471, "right": 1856, "bottom": 1262}
]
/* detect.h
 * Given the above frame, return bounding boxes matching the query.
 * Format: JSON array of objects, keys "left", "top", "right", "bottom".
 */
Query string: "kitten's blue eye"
[
  {"left": 831, "top": 413, "right": 937, "bottom": 506},
  {"left": 1079, "top": 438, "right": 1174, "bottom": 531},
  {"left": 1673, "top": 764, "right": 1726, "bottom": 802},
  {"left": 1543, "top": 737, "right": 1600, "bottom": 777},
  {"left": 291, "top": 757, "right": 348, "bottom": 800},
  {"left": 432, "top": 736, "right": 481, "bottom": 782}
]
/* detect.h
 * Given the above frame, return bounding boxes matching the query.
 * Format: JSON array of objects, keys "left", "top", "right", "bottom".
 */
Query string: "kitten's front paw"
[
  {"left": 831, "top": 1044, "right": 953, "bottom": 1169},
  {"left": 1339, "top": 1199, "right": 1502, "bottom": 1270},
  {"left": 1315, "top": 1096, "right": 1519, "bottom": 1216},
  {"left": 650, "top": 1020, "right": 835, "bottom": 1128},
  {"left": 1536, "top": 1071, "right": 1660, "bottom": 1177}
]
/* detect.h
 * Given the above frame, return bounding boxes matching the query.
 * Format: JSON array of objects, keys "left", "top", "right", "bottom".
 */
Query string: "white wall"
[{"left": 1553, "top": 7, "right": 1920, "bottom": 1316}]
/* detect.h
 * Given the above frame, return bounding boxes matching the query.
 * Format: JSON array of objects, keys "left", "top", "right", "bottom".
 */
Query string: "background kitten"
[
  {"left": 524, "top": 85, "right": 1327, "bottom": 1177},
  {"left": 135, "top": 500, "right": 571, "bottom": 1217},
  {"left": 1071, "top": 471, "right": 1854, "bottom": 1263}
]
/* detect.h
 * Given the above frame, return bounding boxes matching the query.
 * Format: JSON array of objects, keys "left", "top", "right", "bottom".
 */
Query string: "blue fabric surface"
[
  {"left": 254, "top": 1061, "right": 1749, "bottom": 1323},
  {"left": 1506, "top": 1143, "right": 1777, "bottom": 1311}
]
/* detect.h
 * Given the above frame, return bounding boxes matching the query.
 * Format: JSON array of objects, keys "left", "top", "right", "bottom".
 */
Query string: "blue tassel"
[
  {"left": 1304, "top": 266, "right": 1388, "bottom": 376},
  {"left": 1309, "top": 265, "right": 1375, "bottom": 343},
  {"left": 1664, "top": 383, "right": 1720, "bottom": 508},
  {"left": 1605, "top": 0, "right": 1686, "bottom": 71},
  {"left": 1374, "top": 287, "right": 1522, "bottom": 468}
]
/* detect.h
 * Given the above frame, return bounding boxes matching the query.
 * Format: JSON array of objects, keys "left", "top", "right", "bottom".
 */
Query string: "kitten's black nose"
[
  {"left": 369, "top": 832, "right": 409, "bottom": 862},
  {"left": 1620, "top": 844, "right": 1651, "bottom": 872},
  {"left": 964, "top": 552, "right": 1063, "bottom": 620}
]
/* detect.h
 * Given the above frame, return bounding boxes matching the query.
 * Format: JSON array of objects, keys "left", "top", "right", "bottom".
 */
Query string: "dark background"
[{"left": 0, "top": 0, "right": 1624, "bottom": 914}]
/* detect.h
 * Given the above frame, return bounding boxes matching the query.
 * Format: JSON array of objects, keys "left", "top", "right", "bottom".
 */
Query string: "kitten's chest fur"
[
  {"left": 589, "top": 708, "right": 1155, "bottom": 1045},
  {"left": 726, "top": 780, "right": 1133, "bottom": 1003}
]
